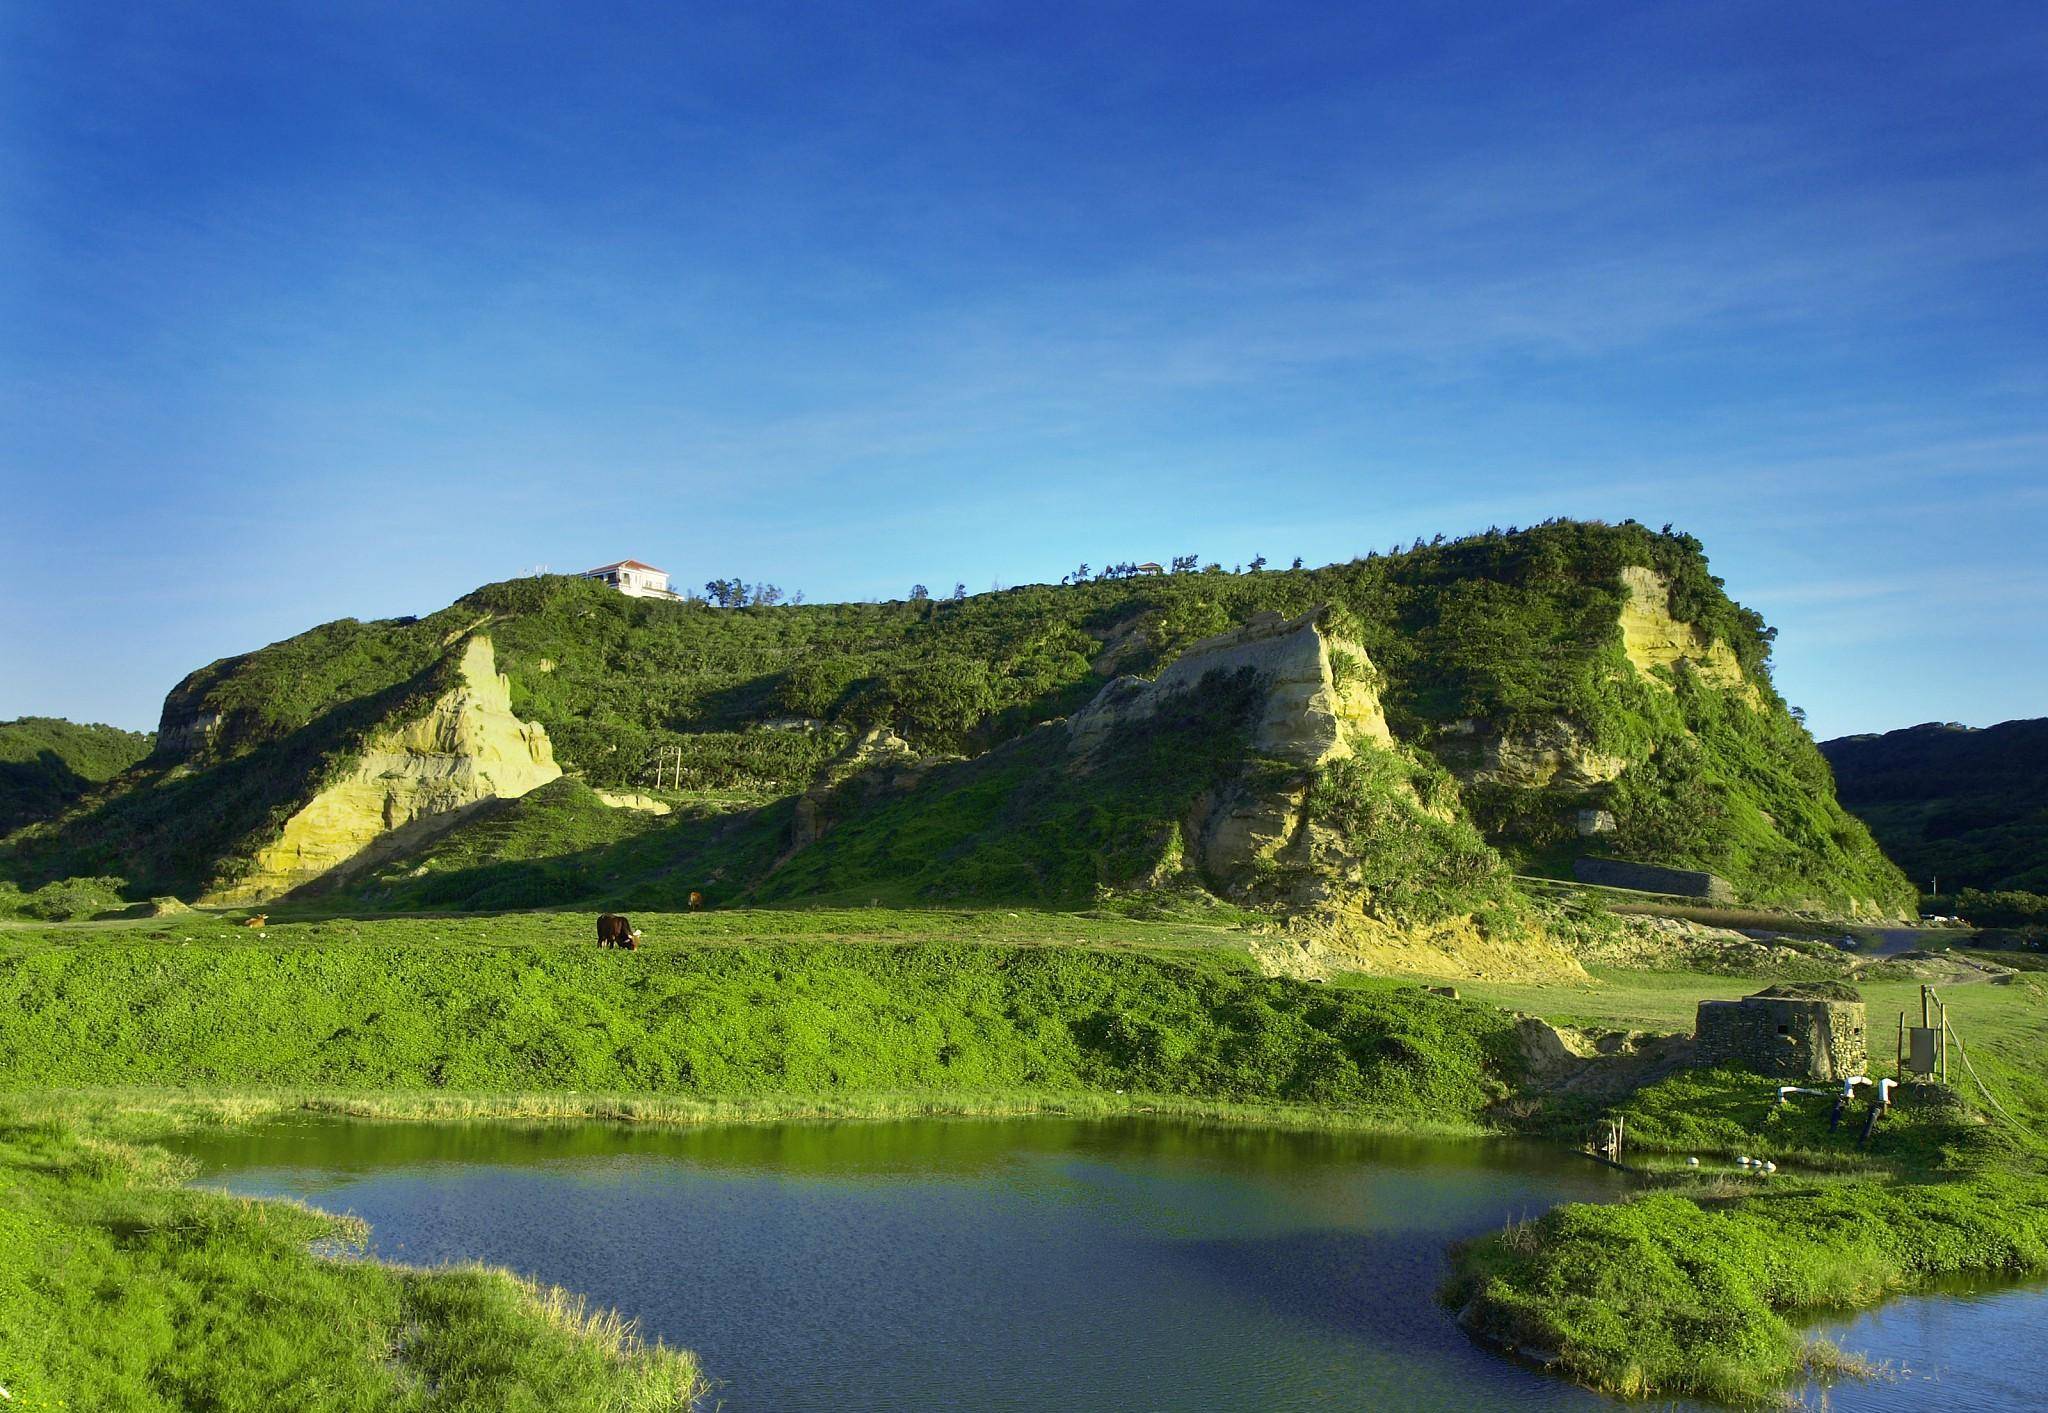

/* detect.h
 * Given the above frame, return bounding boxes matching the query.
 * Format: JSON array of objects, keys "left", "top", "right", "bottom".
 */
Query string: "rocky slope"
[{"left": 3, "top": 522, "right": 1914, "bottom": 934}]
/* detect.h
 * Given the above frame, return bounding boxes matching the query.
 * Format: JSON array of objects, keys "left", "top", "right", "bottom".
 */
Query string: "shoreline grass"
[
  {"left": 0, "top": 1098, "right": 707, "bottom": 1412},
  {"left": 4, "top": 1084, "right": 1502, "bottom": 1141},
  {"left": 1444, "top": 1171, "right": 2048, "bottom": 1406}
]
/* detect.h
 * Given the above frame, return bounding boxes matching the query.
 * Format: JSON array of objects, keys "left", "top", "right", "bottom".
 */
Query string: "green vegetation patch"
[
  {"left": 1446, "top": 1174, "right": 2048, "bottom": 1403},
  {"left": 0, "top": 1101, "right": 702, "bottom": 1411},
  {"left": 1823, "top": 717, "right": 2048, "bottom": 894},
  {"left": 1304, "top": 747, "right": 1523, "bottom": 928},
  {"left": 0, "top": 873, "right": 130, "bottom": 922},
  {"left": 0, "top": 716, "right": 153, "bottom": 835},
  {"left": 0, "top": 934, "right": 1525, "bottom": 1121}
]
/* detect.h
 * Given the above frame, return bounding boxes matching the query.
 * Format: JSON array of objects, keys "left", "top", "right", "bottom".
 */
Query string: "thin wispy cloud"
[{"left": 3, "top": 3, "right": 2044, "bottom": 739}]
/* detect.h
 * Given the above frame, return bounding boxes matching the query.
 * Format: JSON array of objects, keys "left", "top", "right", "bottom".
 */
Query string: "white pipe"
[{"left": 1841, "top": 1075, "right": 1870, "bottom": 1096}]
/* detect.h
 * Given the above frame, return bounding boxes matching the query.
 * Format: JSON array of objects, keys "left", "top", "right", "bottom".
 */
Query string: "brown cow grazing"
[
  {"left": 595, "top": 913, "right": 642, "bottom": 950},
  {"left": 243, "top": 914, "right": 267, "bottom": 928},
  {"left": 687, "top": 891, "right": 704, "bottom": 911}
]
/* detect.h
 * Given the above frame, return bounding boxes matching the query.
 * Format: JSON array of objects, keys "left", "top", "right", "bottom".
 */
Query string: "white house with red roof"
[{"left": 580, "top": 559, "right": 684, "bottom": 601}]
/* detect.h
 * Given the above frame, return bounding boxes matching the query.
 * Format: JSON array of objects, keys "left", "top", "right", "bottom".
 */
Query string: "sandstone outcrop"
[
  {"left": 788, "top": 726, "right": 926, "bottom": 852},
  {"left": 596, "top": 790, "right": 672, "bottom": 815},
  {"left": 1617, "top": 566, "right": 1749, "bottom": 693},
  {"left": 154, "top": 708, "right": 224, "bottom": 759},
  {"left": 1064, "top": 608, "right": 1584, "bottom": 980},
  {"left": 1067, "top": 607, "right": 1392, "bottom": 766},
  {"left": 1069, "top": 606, "right": 1394, "bottom": 906},
  {"left": 202, "top": 636, "right": 559, "bottom": 903},
  {"left": 1437, "top": 716, "right": 1629, "bottom": 790}
]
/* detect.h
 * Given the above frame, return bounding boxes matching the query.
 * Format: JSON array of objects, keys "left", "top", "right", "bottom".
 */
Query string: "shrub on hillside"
[{"left": 1956, "top": 887, "right": 2048, "bottom": 928}]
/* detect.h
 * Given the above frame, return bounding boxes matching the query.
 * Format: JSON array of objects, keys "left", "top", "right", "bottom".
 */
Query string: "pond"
[{"left": 175, "top": 1117, "right": 2047, "bottom": 1411}]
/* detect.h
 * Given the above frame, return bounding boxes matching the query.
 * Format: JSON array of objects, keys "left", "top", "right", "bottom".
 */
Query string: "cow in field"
[
  {"left": 243, "top": 914, "right": 267, "bottom": 928},
  {"left": 595, "top": 913, "right": 642, "bottom": 950},
  {"left": 687, "top": 891, "right": 704, "bottom": 911}
]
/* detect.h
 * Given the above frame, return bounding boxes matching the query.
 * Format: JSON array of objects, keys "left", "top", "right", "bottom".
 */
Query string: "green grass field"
[
  {"left": 0, "top": 914, "right": 1526, "bottom": 1122},
  {"left": 10, "top": 905, "right": 2048, "bottom": 1408}
]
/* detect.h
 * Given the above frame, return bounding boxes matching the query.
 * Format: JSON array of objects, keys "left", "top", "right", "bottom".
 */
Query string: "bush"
[
  {"left": 1957, "top": 887, "right": 2048, "bottom": 928},
  {"left": 0, "top": 875, "right": 129, "bottom": 921}
]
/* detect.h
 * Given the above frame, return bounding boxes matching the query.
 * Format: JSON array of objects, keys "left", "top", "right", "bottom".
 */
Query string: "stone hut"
[{"left": 1693, "top": 983, "right": 1866, "bottom": 1081}]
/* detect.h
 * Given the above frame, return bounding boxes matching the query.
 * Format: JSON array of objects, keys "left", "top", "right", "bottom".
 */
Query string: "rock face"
[
  {"left": 1066, "top": 608, "right": 1584, "bottom": 981},
  {"left": 789, "top": 727, "right": 925, "bottom": 852},
  {"left": 154, "top": 707, "right": 224, "bottom": 760},
  {"left": 1069, "top": 606, "right": 1392, "bottom": 901},
  {"left": 1617, "top": 566, "right": 1748, "bottom": 692},
  {"left": 1437, "top": 716, "right": 1629, "bottom": 790},
  {"left": 1068, "top": 607, "right": 1392, "bottom": 766},
  {"left": 203, "top": 637, "right": 558, "bottom": 903},
  {"left": 595, "top": 791, "right": 672, "bottom": 815}
]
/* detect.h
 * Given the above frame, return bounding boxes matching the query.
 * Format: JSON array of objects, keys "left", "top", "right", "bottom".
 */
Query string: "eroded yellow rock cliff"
[
  {"left": 1067, "top": 606, "right": 1393, "bottom": 766},
  {"left": 203, "top": 637, "right": 558, "bottom": 903},
  {"left": 1617, "top": 565, "right": 1749, "bottom": 693}
]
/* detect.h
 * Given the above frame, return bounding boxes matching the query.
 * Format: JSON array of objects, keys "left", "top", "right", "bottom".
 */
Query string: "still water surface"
[{"left": 176, "top": 1117, "right": 2047, "bottom": 1411}]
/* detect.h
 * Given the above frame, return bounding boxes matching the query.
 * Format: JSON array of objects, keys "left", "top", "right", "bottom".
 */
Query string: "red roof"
[{"left": 582, "top": 559, "right": 666, "bottom": 575}]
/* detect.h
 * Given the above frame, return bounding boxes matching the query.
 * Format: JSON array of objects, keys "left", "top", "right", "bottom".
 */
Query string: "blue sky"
[{"left": 4, "top": 2, "right": 2044, "bottom": 739}]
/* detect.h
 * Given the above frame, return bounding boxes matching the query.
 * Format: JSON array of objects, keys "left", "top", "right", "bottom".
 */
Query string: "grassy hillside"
[
  {"left": 1823, "top": 718, "right": 2048, "bottom": 893},
  {"left": 0, "top": 716, "right": 153, "bottom": 835},
  {"left": 3, "top": 521, "right": 1913, "bottom": 918}
]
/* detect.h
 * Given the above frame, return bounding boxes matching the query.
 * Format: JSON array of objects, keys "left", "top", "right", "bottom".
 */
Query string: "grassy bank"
[
  {"left": 30, "top": 1085, "right": 1500, "bottom": 1139},
  {"left": 0, "top": 927, "right": 1525, "bottom": 1123},
  {"left": 1443, "top": 960, "right": 2048, "bottom": 1404},
  {"left": 0, "top": 1098, "right": 703, "bottom": 1412},
  {"left": 1445, "top": 1172, "right": 2048, "bottom": 1402}
]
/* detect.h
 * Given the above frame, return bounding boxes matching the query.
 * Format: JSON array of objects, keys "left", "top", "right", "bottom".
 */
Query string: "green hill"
[
  {"left": 1, "top": 522, "right": 1913, "bottom": 936},
  {"left": 0, "top": 717, "right": 154, "bottom": 836},
  {"left": 1822, "top": 718, "right": 2048, "bottom": 894}
]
